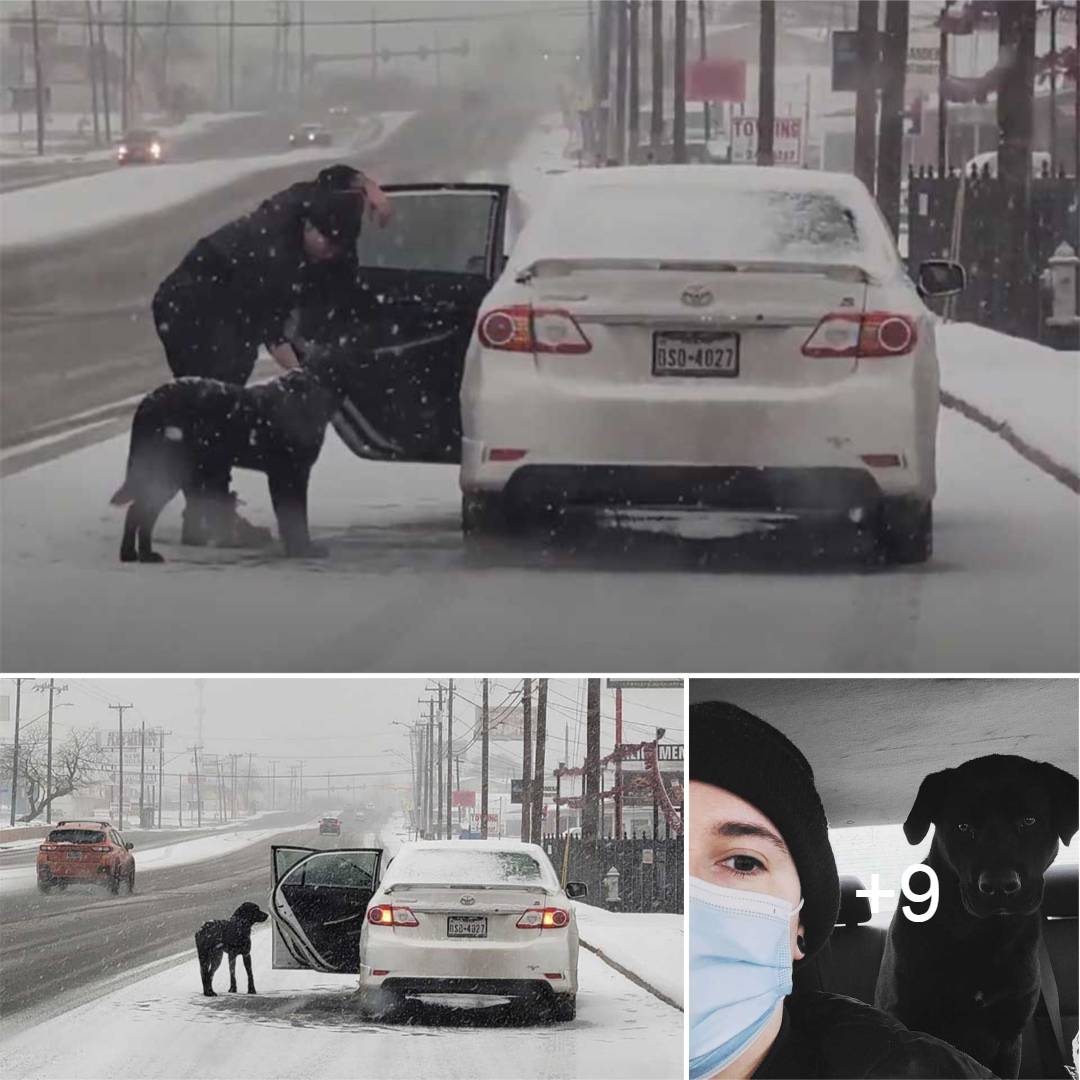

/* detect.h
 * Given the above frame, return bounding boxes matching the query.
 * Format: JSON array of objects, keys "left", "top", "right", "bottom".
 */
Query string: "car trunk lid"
[{"left": 383, "top": 882, "right": 552, "bottom": 944}]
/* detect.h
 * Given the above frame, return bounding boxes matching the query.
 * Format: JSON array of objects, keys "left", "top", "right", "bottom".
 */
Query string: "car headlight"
[
  {"left": 118, "top": 145, "right": 127, "bottom": 155},
  {"left": 150, "top": 142, "right": 161, "bottom": 156}
]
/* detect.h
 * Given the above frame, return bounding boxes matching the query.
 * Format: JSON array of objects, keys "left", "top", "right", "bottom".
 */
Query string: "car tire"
[
  {"left": 126, "top": 867, "right": 135, "bottom": 894},
  {"left": 461, "top": 491, "right": 514, "bottom": 538},
  {"left": 878, "top": 498, "right": 933, "bottom": 565},
  {"left": 108, "top": 868, "right": 121, "bottom": 895},
  {"left": 549, "top": 993, "right": 576, "bottom": 1022},
  {"left": 357, "top": 987, "right": 405, "bottom": 1021},
  {"left": 37, "top": 880, "right": 53, "bottom": 895}
]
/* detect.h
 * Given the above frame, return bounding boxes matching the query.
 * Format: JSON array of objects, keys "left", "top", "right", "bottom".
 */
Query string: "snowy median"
[
  {"left": 0, "top": 111, "right": 415, "bottom": 251},
  {"left": 936, "top": 323, "right": 1080, "bottom": 492},
  {"left": 573, "top": 901, "right": 684, "bottom": 1009}
]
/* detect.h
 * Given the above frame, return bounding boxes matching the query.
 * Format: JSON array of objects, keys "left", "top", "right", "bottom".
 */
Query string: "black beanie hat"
[
  {"left": 304, "top": 189, "right": 363, "bottom": 251},
  {"left": 690, "top": 701, "right": 840, "bottom": 961}
]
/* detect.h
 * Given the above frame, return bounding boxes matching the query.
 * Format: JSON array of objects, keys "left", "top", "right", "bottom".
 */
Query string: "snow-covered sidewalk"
[
  {"left": 0, "top": 922, "right": 683, "bottom": 1079},
  {"left": 0, "top": 111, "right": 415, "bottom": 250},
  {"left": 0, "top": 818, "right": 316, "bottom": 891},
  {"left": 573, "top": 902, "right": 684, "bottom": 1009},
  {"left": 936, "top": 322, "right": 1079, "bottom": 488}
]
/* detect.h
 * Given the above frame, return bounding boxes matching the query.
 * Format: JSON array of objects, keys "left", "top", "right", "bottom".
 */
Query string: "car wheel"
[
  {"left": 108, "top": 869, "right": 121, "bottom": 895},
  {"left": 461, "top": 491, "right": 513, "bottom": 537},
  {"left": 878, "top": 499, "right": 933, "bottom": 565},
  {"left": 357, "top": 987, "right": 405, "bottom": 1021},
  {"left": 126, "top": 867, "right": 135, "bottom": 894},
  {"left": 548, "top": 993, "right": 576, "bottom": 1022},
  {"left": 37, "top": 880, "right": 53, "bottom": 895}
]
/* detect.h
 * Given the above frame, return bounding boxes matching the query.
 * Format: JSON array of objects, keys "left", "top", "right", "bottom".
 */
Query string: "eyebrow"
[{"left": 711, "top": 821, "right": 789, "bottom": 854}]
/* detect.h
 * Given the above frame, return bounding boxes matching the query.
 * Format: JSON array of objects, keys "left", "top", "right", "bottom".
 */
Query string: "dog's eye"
[
  {"left": 957, "top": 822, "right": 972, "bottom": 834},
  {"left": 1019, "top": 816, "right": 1036, "bottom": 828}
]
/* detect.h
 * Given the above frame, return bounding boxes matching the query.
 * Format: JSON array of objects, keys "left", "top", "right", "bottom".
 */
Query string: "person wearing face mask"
[{"left": 689, "top": 701, "right": 996, "bottom": 1080}]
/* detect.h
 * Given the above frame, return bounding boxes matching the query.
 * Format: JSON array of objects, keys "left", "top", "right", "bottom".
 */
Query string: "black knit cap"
[
  {"left": 691, "top": 701, "right": 840, "bottom": 961},
  {"left": 304, "top": 189, "right": 363, "bottom": 251}
]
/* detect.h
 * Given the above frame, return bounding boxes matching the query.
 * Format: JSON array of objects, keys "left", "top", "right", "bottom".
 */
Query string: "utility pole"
[
  {"left": 596, "top": 0, "right": 613, "bottom": 160},
  {"left": 481, "top": 679, "right": 490, "bottom": 838},
  {"left": 177, "top": 770, "right": 182, "bottom": 827},
  {"left": 120, "top": 0, "right": 128, "bottom": 132},
  {"left": 30, "top": 0, "right": 45, "bottom": 156},
  {"left": 191, "top": 745, "right": 202, "bottom": 826},
  {"left": 370, "top": 3, "right": 377, "bottom": 84},
  {"left": 162, "top": 0, "right": 171, "bottom": 93},
  {"left": 628, "top": 1, "right": 640, "bottom": 159},
  {"left": 129, "top": 0, "right": 138, "bottom": 126},
  {"left": 436, "top": 685, "right": 444, "bottom": 839},
  {"left": 157, "top": 728, "right": 167, "bottom": 828},
  {"left": 298, "top": 0, "right": 305, "bottom": 105},
  {"left": 247, "top": 753, "right": 254, "bottom": 814},
  {"left": 97, "top": 0, "right": 111, "bottom": 141},
  {"left": 758, "top": 0, "right": 776, "bottom": 166},
  {"left": 228, "top": 0, "right": 235, "bottom": 110},
  {"left": 615, "top": 0, "right": 628, "bottom": 164},
  {"left": 877, "top": 0, "right": 908, "bottom": 237},
  {"left": 854, "top": 0, "right": 879, "bottom": 191},
  {"left": 85, "top": 1, "right": 101, "bottom": 145},
  {"left": 446, "top": 678, "right": 454, "bottom": 838},
  {"left": 9, "top": 680, "right": 23, "bottom": 826},
  {"left": 673, "top": 0, "right": 687, "bottom": 162},
  {"left": 937, "top": 0, "right": 950, "bottom": 174},
  {"left": 582, "top": 679, "right": 601, "bottom": 843},
  {"left": 697, "top": 0, "right": 709, "bottom": 140},
  {"left": 108, "top": 703, "right": 132, "bottom": 829},
  {"left": 532, "top": 679, "right": 547, "bottom": 842},
  {"left": 139, "top": 719, "right": 146, "bottom": 827},
  {"left": 33, "top": 681, "right": 68, "bottom": 825},
  {"left": 426, "top": 698, "right": 435, "bottom": 836},
  {"left": 271, "top": 761, "right": 276, "bottom": 810},
  {"left": 650, "top": 0, "right": 663, "bottom": 156},
  {"left": 520, "top": 678, "right": 533, "bottom": 842},
  {"left": 614, "top": 686, "right": 624, "bottom": 839}
]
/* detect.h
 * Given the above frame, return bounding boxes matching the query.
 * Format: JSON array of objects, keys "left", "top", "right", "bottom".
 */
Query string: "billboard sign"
[
  {"left": 476, "top": 701, "right": 526, "bottom": 741},
  {"left": 606, "top": 680, "right": 684, "bottom": 690},
  {"left": 452, "top": 789, "right": 476, "bottom": 809},
  {"left": 686, "top": 58, "right": 746, "bottom": 102}
]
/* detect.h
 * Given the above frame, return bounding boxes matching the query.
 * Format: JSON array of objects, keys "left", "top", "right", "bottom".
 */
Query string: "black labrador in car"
[
  {"left": 874, "top": 754, "right": 1078, "bottom": 1079},
  {"left": 111, "top": 346, "right": 361, "bottom": 562},
  {"left": 195, "top": 901, "right": 269, "bottom": 996}
]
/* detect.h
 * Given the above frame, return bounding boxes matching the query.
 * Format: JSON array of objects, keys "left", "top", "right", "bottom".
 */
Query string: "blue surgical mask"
[{"left": 689, "top": 876, "right": 804, "bottom": 1080}]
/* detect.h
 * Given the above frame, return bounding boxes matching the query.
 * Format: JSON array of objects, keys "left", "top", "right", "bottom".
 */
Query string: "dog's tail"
[{"left": 110, "top": 396, "right": 156, "bottom": 505}]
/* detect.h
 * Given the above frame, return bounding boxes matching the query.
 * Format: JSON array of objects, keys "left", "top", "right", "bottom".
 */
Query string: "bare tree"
[{"left": 1, "top": 728, "right": 108, "bottom": 823}]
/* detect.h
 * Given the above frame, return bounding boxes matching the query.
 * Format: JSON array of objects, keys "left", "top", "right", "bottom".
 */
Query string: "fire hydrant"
[
  {"left": 1043, "top": 242, "right": 1080, "bottom": 350},
  {"left": 602, "top": 866, "right": 622, "bottom": 911}
]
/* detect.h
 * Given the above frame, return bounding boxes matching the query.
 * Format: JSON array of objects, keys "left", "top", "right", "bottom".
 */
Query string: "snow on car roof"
[{"left": 400, "top": 839, "right": 547, "bottom": 853}]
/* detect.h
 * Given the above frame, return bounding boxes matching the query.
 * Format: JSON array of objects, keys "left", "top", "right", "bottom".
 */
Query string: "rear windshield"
[
  {"left": 530, "top": 185, "right": 865, "bottom": 265},
  {"left": 47, "top": 829, "right": 105, "bottom": 844},
  {"left": 354, "top": 190, "right": 497, "bottom": 275},
  {"left": 385, "top": 848, "right": 548, "bottom": 886},
  {"left": 126, "top": 131, "right": 157, "bottom": 141}
]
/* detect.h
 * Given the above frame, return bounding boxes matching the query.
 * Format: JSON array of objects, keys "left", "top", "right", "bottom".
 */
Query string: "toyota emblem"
[
  {"left": 681, "top": 284, "right": 714, "bottom": 307},
  {"left": 459, "top": 895, "right": 476, "bottom": 906}
]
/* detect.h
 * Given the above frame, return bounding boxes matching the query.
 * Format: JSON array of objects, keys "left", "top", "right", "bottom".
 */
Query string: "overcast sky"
[{"left": 0, "top": 677, "right": 683, "bottom": 796}]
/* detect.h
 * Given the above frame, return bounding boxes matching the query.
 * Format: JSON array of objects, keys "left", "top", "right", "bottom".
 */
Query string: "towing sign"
[{"left": 730, "top": 115, "right": 805, "bottom": 165}]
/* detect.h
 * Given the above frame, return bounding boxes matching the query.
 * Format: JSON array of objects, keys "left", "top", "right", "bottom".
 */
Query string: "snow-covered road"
[
  {"left": 0, "top": 399, "right": 1076, "bottom": 672},
  {"left": 0, "top": 920, "right": 683, "bottom": 1080}
]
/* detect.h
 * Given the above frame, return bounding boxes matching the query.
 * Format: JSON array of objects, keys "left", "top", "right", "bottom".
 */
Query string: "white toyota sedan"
[
  {"left": 457, "top": 166, "right": 964, "bottom": 563},
  {"left": 269, "top": 839, "right": 586, "bottom": 1021}
]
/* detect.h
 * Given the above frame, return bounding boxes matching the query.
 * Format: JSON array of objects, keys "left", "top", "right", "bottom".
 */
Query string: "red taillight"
[
  {"left": 516, "top": 907, "right": 571, "bottom": 929},
  {"left": 802, "top": 312, "right": 917, "bottom": 359},
  {"left": 92, "top": 846, "right": 111, "bottom": 853},
  {"left": 477, "top": 305, "right": 591, "bottom": 355},
  {"left": 39, "top": 844, "right": 57, "bottom": 853},
  {"left": 367, "top": 904, "right": 418, "bottom": 927},
  {"left": 487, "top": 448, "right": 528, "bottom": 462}
]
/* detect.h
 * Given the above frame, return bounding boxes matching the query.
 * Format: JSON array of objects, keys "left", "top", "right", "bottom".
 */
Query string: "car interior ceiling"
[{"left": 792, "top": 863, "right": 1078, "bottom": 1080}]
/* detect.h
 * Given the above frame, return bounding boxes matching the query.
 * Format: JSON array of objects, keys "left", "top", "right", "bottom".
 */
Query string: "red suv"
[{"left": 36, "top": 820, "right": 136, "bottom": 895}]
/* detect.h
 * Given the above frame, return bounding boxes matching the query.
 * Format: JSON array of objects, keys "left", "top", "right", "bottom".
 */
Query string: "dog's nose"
[{"left": 977, "top": 870, "right": 1022, "bottom": 896}]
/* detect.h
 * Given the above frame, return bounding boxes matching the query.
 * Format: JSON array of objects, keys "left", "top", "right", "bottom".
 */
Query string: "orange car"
[{"left": 36, "top": 820, "right": 136, "bottom": 895}]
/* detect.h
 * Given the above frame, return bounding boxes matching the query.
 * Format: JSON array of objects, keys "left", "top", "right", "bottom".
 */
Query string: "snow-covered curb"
[
  {"left": 0, "top": 111, "right": 414, "bottom": 251},
  {"left": 936, "top": 322, "right": 1079, "bottom": 492},
  {"left": 572, "top": 902, "right": 683, "bottom": 1009}
]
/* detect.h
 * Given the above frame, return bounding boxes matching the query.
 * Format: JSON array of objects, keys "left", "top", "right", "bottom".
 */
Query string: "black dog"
[
  {"left": 111, "top": 347, "right": 358, "bottom": 562},
  {"left": 195, "top": 901, "right": 270, "bottom": 997},
  {"left": 874, "top": 754, "right": 1078, "bottom": 1078}
]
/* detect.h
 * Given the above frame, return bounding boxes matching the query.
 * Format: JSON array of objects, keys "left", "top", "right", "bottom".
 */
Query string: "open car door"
[
  {"left": 294, "top": 183, "right": 509, "bottom": 465},
  {"left": 269, "top": 845, "right": 382, "bottom": 973}
]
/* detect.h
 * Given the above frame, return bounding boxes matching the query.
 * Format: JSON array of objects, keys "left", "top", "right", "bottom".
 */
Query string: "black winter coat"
[{"left": 754, "top": 993, "right": 998, "bottom": 1079}]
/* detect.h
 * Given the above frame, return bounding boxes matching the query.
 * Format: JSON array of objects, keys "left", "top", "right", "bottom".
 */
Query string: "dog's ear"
[
  {"left": 904, "top": 768, "right": 954, "bottom": 843},
  {"left": 1039, "top": 762, "right": 1079, "bottom": 845}
]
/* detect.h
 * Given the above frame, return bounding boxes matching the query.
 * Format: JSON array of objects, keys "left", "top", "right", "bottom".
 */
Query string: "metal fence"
[
  {"left": 542, "top": 835, "right": 683, "bottom": 914},
  {"left": 906, "top": 167, "right": 1077, "bottom": 341}
]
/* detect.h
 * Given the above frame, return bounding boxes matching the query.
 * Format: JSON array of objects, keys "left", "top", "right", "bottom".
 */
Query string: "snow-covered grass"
[
  {"left": 572, "top": 902, "right": 684, "bottom": 1008},
  {"left": 0, "top": 923, "right": 683, "bottom": 1079},
  {"left": 936, "top": 322, "right": 1080, "bottom": 482},
  {"left": 0, "top": 818, "right": 317, "bottom": 892},
  {"left": 0, "top": 111, "right": 415, "bottom": 250}
]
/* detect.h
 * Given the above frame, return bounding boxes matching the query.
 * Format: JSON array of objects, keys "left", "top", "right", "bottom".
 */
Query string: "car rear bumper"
[
  {"left": 38, "top": 863, "right": 112, "bottom": 882},
  {"left": 376, "top": 977, "right": 564, "bottom": 1000}
]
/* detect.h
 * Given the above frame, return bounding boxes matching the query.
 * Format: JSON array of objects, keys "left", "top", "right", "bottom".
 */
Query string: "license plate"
[
  {"left": 653, "top": 331, "right": 739, "bottom": 377},
  {"left": 447, "top": 916, "right": 487, "bottom": 939},
  {"left": 66, "top": 852, "right": 83, "bottom": 860}
]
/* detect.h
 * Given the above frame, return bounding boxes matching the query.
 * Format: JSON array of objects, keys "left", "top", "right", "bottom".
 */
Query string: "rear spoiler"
[
  {"left": 383, "top": 881, "right": 549, "bottom": 895},
  {"left": 515, "top": 257, "right": 876, "bottom": 285}
]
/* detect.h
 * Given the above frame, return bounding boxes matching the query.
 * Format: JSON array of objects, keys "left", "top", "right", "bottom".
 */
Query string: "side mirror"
[
  {"left": 126, "top": 842, "right": 134, "bottom": 850},
  {"left": 917, "top": 259, "right": 966, "bottom": 298},
  {"left": 565, "top": 881, "right": 588, "bottom": 899}
]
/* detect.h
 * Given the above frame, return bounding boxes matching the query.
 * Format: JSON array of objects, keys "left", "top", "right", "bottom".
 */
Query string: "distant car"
[
  {"left": 268, "top": 839, "right": 587, "bottom": 1020},
  {"left": 319, "top": 816, "right": 342, "bottom": 835},
  {"left": 328, "top": 104, "right": 350, "bottom": 116},
  {"left": 36, "top": 820, "right": 135, "bottom": 895},
  {"left": 116, "top": 129, "right": 164, "bottom": 165},
  {"left": 290, "top": 123, "right": 333, "bottom": 148}
]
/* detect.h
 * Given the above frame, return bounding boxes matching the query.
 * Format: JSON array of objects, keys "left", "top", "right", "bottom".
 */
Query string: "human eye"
[{"left": 717, "top": 853, "right": 766, "bottom": 878}]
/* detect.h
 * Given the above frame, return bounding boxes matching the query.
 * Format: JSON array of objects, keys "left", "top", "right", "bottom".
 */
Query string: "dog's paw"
[
  {"left": 247, "top": 988, "right": 257, "bottom": 995},
  {"left": 138, "top": 551, "right": 165, "bottom": 564},
  {"left": 285, "top": 542, "right": 329, "bottom": 559},
  {"left": 203, "top": 990, "right": 217, "bottom": 997},
  {"left": 228, "top": 986, "right": 238, "bottom": 993},
  {"left": 120, "top": 548, "right": 138, "bottom": 563}
]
